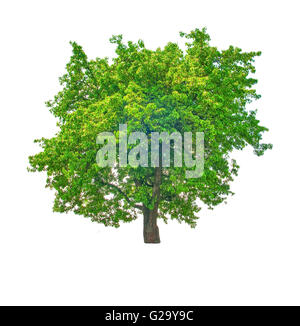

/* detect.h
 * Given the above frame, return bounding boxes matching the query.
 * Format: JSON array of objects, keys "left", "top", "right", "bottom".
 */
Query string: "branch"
[
  {"left": 144, "top": 179, "right": 154, "bottom": 187},
  {"left": 96, "top": 176, "right": 143, "bottom": 210},
  {"left": 134, "top": 177, "right": 153, "bottom": 187}
]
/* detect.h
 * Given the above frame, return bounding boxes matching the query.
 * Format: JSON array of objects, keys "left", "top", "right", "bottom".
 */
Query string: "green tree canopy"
[{"left": 28, "top": 28, "right": 272, "bottom": 243}]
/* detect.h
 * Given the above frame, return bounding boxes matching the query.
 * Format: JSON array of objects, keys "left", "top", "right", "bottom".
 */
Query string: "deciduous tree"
[{"left": 28, "top": 28, "right": 272, "bottom": 243}]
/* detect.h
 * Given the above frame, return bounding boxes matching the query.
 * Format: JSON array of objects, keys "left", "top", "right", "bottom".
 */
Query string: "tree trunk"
[
  {"left": 143, "top": 207, "right": 160, "bottom": 243},
  {"left": 143, "top": 166, "right": 161, "bottom": 243}
]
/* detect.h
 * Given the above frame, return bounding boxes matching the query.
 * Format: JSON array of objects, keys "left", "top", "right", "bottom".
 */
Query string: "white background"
[{"left": 0, "top": 0, "right": 299, "bottom": 305}]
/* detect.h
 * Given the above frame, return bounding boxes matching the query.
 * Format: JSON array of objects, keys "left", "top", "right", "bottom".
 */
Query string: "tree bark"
[
  {"left": 143, "top": 167, "right": 161, "bottom": 243},
  {"left": 143, "top": 207, "right": 160, "bottom": 243}
]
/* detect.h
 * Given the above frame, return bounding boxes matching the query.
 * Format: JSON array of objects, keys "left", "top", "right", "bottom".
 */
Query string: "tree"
[{"left": 28, "top": 28, "right": 272, "bottom": 243}]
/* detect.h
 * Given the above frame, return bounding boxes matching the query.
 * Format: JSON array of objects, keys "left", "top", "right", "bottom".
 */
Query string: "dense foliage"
[{"left": 29, "top": 28, "right": 272, "bottom": 242}]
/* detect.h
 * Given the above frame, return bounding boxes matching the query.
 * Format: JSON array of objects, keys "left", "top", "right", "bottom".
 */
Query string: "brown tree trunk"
[
  {"left": 143, "top": 166, "right": 161, "bottom": 243},
  {"left": 143, "top": 207, "right": 160, "bottom": 243}
]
